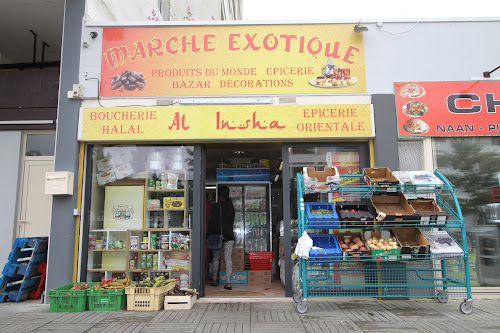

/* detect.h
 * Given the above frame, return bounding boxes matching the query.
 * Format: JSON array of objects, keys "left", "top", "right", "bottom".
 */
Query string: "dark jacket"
[{"left": 208, "top": 201, "right": 235, "bottom": 242}]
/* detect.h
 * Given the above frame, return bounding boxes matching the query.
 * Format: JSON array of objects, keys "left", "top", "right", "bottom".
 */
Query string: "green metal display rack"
[{"left": 294, "top": 170, "right": 473, "bottom": 314}]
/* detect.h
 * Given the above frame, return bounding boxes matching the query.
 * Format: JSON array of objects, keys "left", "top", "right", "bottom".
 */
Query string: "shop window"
[
  {"left": 288, "top": 145, "right": 362, "bottom": 217},
  {"left": 86, "top": 144, "right": 194, "bottom": 282},
  {"left": 433, "top": 137, "right": 500, "bottom": 287},
  {"left": 25, "top": 134, "right": 55, "bottom": 156}
]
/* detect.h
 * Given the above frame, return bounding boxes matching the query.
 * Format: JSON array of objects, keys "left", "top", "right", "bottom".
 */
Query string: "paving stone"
[
  {"left": 251, "top": 309, "right": 301, "bottom": 322},
  {"left": 86, "top": 322, "right": 147, "bottom": 333},
  {"left": 28, "top": 323, "right": 94, "bottom": 332},
  {"left": 140, "top": 322, "right": 198, "bottom": 332},
  {"left": 299, "top": 310, "right": 348, "bottom": 322},
  {"left": 151, "top": 309, "right": 204, "bottom": 323},
  {"left": 205, "top": 303, "right": 251, "bottom": 311},
  {"left": 0, "top": 323, "right": 46, "bottom": 333},
  {"left": 355, "top": 321, "right": 423, "bottom": 333},
  {"left": 250, "top": 321, "right": 306, "bottom": 333},
  {"left": 303, "top": 320, "right": 363, "bottom": 333},
  {"left": 200, "top": 311, "right": 250, "bottom": 322},
  {"left": 194, "top": 322, "right": 250, "bottom": 333},
  {"left": 250, "top": 302, "right": 296, "bottom": 311}
]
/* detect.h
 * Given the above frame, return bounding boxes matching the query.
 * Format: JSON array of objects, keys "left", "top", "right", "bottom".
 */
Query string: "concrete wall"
[
  {"left": 45, "top": 0, "right": 85, "bottom": 296},
  {"left": 0, "top": 131, "right": 22, "bottom": 269}
]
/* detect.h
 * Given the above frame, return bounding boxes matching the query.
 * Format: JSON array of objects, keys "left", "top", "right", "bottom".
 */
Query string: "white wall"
[
  {"left": 0, "top": 131, "right": 22, "bottom": 269},
  {"left": 363, "top": 20, "right": 499, "bottom": 92}
]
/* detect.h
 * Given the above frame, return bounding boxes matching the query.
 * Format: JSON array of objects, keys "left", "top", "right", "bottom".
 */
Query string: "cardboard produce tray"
[
  {"left": 371, "top": 194, "right": 419, "bottom": 222},
  {"left": 392, "top": 228, "right": 430, "bottom": 260},
  {"left": 409, "top": 199, "right": 448, "bottom": 225}
]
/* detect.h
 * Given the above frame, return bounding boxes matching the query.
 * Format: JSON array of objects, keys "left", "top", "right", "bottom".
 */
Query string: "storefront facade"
[{"left": 46, "top": 9, "right": 500, "bottom": 298}]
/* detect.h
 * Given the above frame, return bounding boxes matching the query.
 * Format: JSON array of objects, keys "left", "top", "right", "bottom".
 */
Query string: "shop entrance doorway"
[{"left": 202, "top": 142, "right": 285, "bottom": 298}]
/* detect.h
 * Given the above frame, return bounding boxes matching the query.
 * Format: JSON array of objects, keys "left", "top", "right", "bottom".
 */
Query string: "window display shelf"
[
  {"left": 126, "top": 228, "right": 191, "bottom": 287},
  {"left": 89, "top": 249, "right": 127, "bottom": 252},
  {"left": 145, "top": 169, "right": 188, "bottom": 229}
]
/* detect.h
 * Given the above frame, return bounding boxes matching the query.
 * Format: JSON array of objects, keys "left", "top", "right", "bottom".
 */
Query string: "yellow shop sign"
[{"left": 79, "top": 104, "right": 374, "bottom": 142}]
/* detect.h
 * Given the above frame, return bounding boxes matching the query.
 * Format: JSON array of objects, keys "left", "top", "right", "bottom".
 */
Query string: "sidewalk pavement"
[{"left": 1, "top": 297, "right": 499, "bottom": 332}]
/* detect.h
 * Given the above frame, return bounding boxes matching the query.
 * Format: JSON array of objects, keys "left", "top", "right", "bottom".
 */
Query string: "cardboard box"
[
  {"left": 220, "top": 248, "right": 245, "bottom": 271},
  {"left": 393, "top": 171, "right": 443, "bottom": 197},
  {"left": 371, "top": 194, "right": 419, "bottom": 222},
  {"left": 409, "top": 199, "right": 448, "bottom": 225},
  {"left": 114, "top": 162, "right": 134, "bottom": 180},
  {"left": 219, "top": 271, "right": 247, "bottom": 284},
  {"left": 303, "top": 166, "right": 340, "bottom": 192},
  {"left": 363, "top": 167, "right": 400, "bottom": 194},
  {"left": 421, "top": 231, "right": 464, "bottom": 258},
  {"left": 392, "top": 228, "right": 430, "bottom": 260},
  {"left": 336, "top": 231, "right": 370, "bottom": 261},
  {"left": 96, "top": 171, "right": 116, "bottom": 186},
  {"left": 364, "top": 230, "right": 401, "bottom": 262},
  {"left": 248, "top": 270, "right": 271, "bottom": 285}
]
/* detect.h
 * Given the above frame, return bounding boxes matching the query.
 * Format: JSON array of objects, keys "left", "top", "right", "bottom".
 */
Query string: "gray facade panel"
[
  {"left": 372, "top": 94, "right": 399, "bottom": 170},
  {"left": 0, "top": 131, "right": 22, "bottom": 270}
]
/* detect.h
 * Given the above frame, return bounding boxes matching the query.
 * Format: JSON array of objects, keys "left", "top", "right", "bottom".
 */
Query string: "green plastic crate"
[
  {"left": 87, "top": 287, "right": 126, "bottom": 311},
  {"left": 48, "top": 282, "right": 92, "bottom": 312}
]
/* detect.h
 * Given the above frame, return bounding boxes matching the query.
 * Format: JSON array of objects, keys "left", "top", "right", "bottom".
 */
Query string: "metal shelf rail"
[{"left": 294, "top": 170, "right": 473, "bottom": 314}]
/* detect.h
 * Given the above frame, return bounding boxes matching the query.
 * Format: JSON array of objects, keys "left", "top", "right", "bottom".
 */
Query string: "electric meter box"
[{"left": 45, "top": 171, "right": 74, "bottom": 195}]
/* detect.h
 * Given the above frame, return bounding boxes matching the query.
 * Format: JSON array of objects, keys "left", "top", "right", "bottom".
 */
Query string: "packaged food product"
[{"left": 167, "top": 172, "right": 178, "bottom": 189}]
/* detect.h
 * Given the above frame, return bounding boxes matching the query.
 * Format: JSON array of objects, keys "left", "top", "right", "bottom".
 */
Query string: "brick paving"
[{"left": 0, "top": 298, "right": 499, "bottom": 332}]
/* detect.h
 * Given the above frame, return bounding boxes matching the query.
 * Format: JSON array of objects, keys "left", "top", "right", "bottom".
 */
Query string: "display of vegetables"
[
  {"left": 338, "top": 236, "right": 368, "bottom": 252},
  {"left": 136, "top": 275, "right": 176, "bottom": 288},
  {"left": 310, "top": 208, "right": 333, "bottom": 215},
  {"left": 93, "top": 274, "right": 132, "bottom": 289},
  {"left": 366, "top": 236, "right": 399, "bottom": 251}
]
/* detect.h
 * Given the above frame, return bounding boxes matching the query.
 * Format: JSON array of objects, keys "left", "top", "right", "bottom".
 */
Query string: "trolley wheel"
[
  {"left": 296, "top": 301, "right": 308, "bottom": 314},
  {"left": 437, "top": 290, "right": 449, "bottom": 303},
  {"left": 293, "top": 293, "right": 302, "bottom": 303},
  {"left": 460, "top": 301, "right": 473, "bottom": 315}
]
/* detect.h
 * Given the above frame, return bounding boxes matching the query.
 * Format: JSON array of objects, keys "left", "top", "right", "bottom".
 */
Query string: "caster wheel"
[
  {"left": 293, "top": 293, "right": 302, "bottom": 303},
  {"left": 296, "top": 302, "right": 308, "bottom": 314},
  {"left": 437, "top": 290, "right": 449, "bottom": 303},
  {"left": 460, "top": 301, "right": 473, "bottom": 315}
]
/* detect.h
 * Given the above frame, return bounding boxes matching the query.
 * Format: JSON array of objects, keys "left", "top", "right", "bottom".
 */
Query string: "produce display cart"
[{"left": 294, "top": 169, "right": 473, "bottom": 314}]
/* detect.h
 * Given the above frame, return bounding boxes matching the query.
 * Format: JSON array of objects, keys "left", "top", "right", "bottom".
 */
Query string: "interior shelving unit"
[
  {"left": 145, "top": 169, "right": 188, "bottom": 229},
  {"left": 126, "top": 228, "right": 191, "bottom": 286},
  {"left": 87, "top": 169, "right": 191, "bottom": 283},
  {"left": 294, "top": 169, "right": 473, "bottom": 314}
]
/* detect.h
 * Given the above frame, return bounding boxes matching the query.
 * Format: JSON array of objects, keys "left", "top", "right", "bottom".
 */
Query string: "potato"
[
  {"left": 341, "top": 244, "right": 349, "bottom": 250},
  {"left": 350, "top": 244, "right": 359, "bottom": 250},
  {"left": 360, "top": 247, "right": 367, "bottom": 251},
  {"left": 356, "top": 241, "right": 364, "bottom": 248},
  {"left": 344, "top": 238, "right": 351, "bottom": 244},
  {"left": 353, "top": 237, "right": 361, "bottom": 243}
]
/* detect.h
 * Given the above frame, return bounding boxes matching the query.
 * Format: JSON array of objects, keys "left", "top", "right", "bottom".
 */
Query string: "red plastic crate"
[{"left": 248, "top": 252, "right": 273, "bottom": 270}]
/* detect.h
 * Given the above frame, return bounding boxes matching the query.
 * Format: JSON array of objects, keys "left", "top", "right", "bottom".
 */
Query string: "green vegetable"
[{"left": 310, "top": 208, "right": 333, "bottom": 215}]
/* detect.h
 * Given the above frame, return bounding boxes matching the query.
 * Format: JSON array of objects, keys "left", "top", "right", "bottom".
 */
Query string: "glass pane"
[
  {"left": 87, "top": 144, "right": 194, "bottom": 282},
  {"left": 26, "top": 134, "right": 55, "bottom": 156},
  {"left": 228, "top": 186, "right": 243, "bottom": 247},
  {"left": 289, "top": 145, "right": 361, "bottom": 221},
  {"left": 433, "top": 137, "right": 500, "bottom": 287}
]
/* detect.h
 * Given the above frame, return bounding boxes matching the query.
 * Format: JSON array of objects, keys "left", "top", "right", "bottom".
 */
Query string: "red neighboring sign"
[{"left": 395, "top": 81, "right": 500, "bottom": 137}]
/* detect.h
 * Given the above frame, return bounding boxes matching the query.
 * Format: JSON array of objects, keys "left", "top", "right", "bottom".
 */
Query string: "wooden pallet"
[
  {"left": 0, "top": 237, "right": 48, "bottom": 302},
  {"left": 164, "top": 294, "right": 196, "bottom": 310}
]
